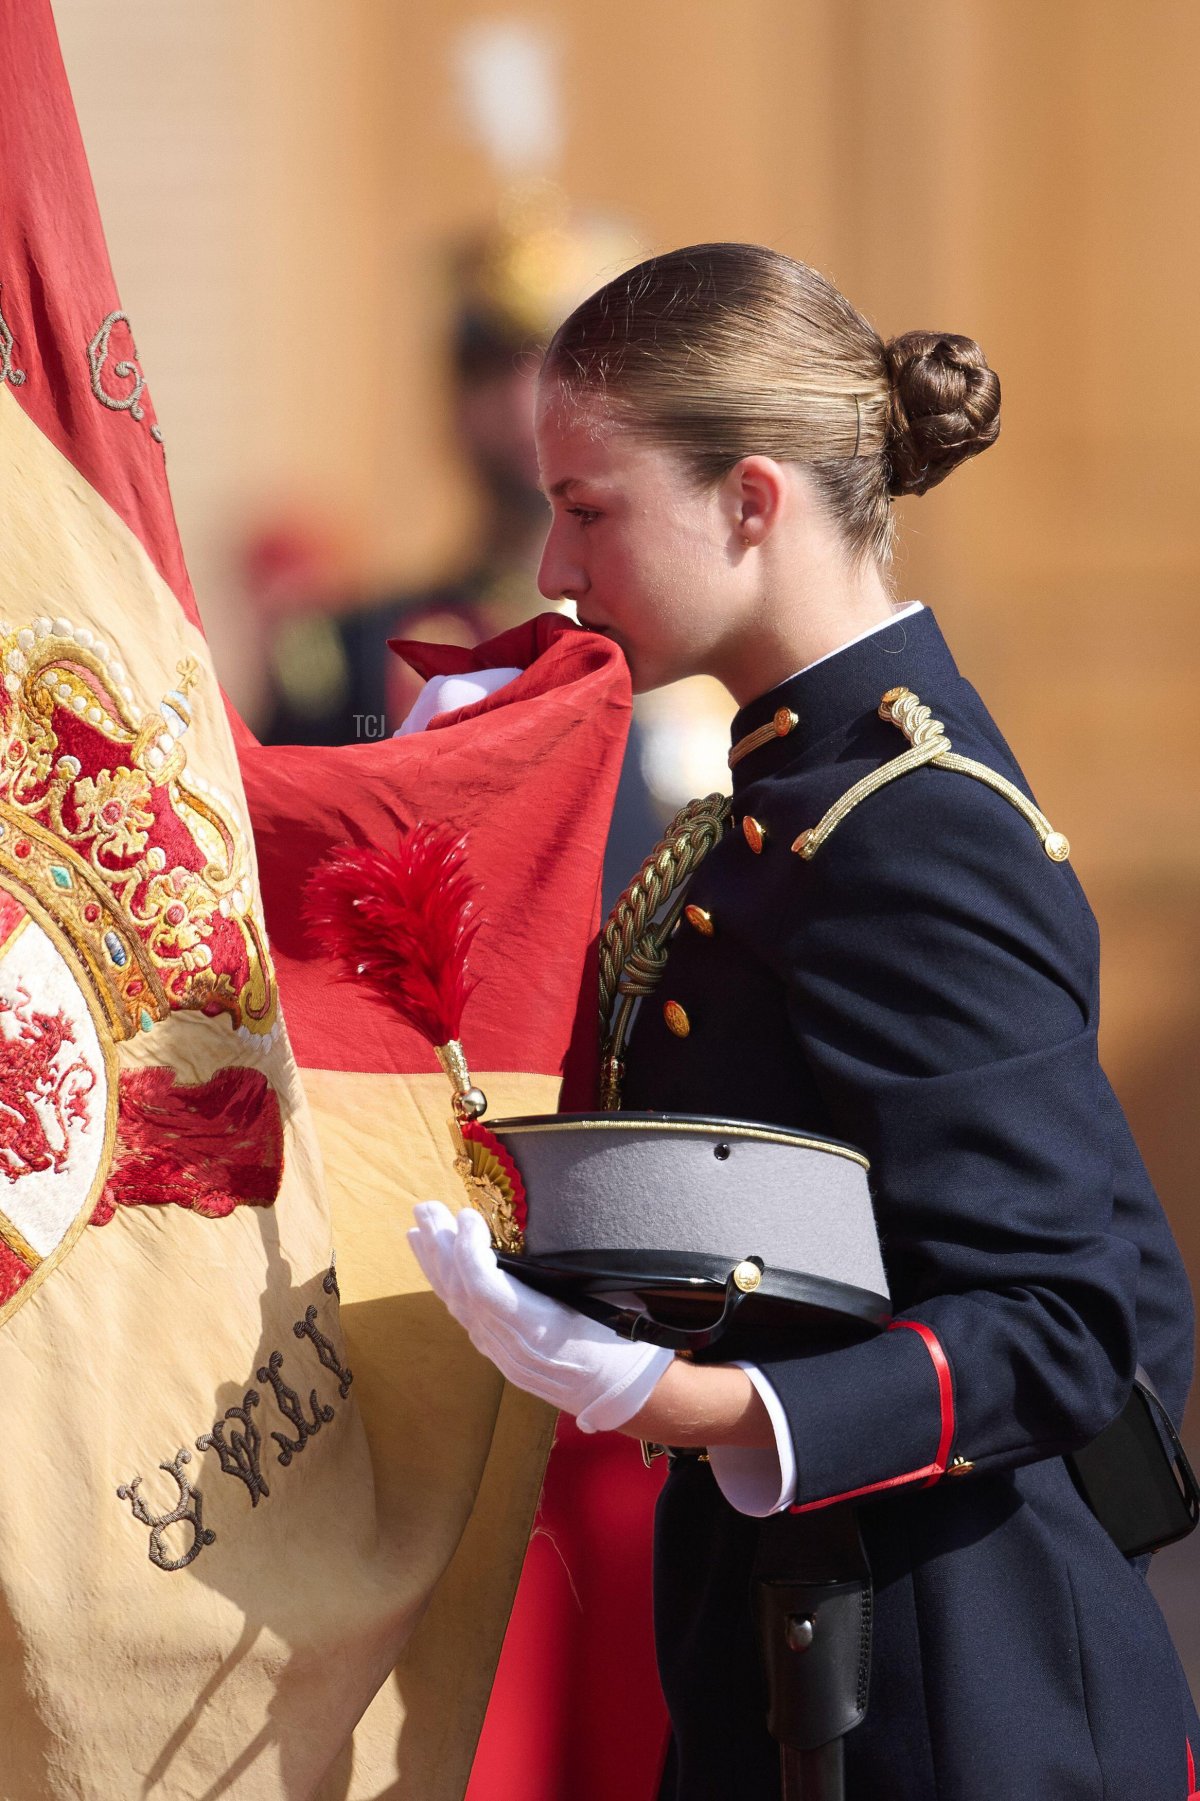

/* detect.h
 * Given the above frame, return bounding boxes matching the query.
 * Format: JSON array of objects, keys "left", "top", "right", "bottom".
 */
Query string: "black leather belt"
[{"left": 641, "top": 1442, "right": 710, "bottom": 1468}]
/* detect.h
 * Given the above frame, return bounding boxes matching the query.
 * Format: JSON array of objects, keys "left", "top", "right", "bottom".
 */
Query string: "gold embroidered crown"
[{"left": 0, "top": 613, "right": 277, "bottom": 1045}]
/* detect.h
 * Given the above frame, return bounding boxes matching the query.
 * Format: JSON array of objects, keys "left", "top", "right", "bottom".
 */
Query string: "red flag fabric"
[
  {"left": 249, "top": 614, "right": 617, "bottom": 1089},
  {"left": 0, "top": 0, "right": 195, "bottom": 619},
  {"left": 473, "top": 1418, "right": 671, "bottom": 1801}
]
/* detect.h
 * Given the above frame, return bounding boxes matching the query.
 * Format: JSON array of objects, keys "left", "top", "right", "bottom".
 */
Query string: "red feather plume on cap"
[
  {"left": 305, "top": 823, "right": 527, "bottom": 1252},
  {"left": 305, "top": 822, "right": 481, "bottom": 1048}
]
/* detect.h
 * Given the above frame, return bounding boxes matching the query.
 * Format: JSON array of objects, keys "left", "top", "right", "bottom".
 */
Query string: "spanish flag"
[
  {"left": 0, "top": 3, "right": 628, "bottom": 1796},
  {"left": 240, "top": 616, "right": 632, "bottom": 1796}
]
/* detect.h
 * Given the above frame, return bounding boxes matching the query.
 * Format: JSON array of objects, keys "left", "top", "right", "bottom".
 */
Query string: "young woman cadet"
[{"left": 409, "top": 243, "right": 1199, "bottom": 1800}]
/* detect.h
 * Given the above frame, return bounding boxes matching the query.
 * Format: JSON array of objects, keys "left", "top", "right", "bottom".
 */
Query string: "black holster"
[
  {"left": 754, "top": 1505, "right": 872, "bottom": 1799},
  {"left": 1067, "top": 1368, "right": 1200, "bottom": 1559}
]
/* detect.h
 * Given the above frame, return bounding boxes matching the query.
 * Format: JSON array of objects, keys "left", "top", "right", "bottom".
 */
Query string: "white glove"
[
  {"left": 394, "top": 668, "right": 523, "bottom": 736},
  {"left": 408, "top": 1201, "right": 673, "bottom": 1433}
]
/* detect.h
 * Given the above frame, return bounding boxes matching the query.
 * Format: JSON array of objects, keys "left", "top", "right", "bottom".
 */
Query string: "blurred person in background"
[
  {"left": 252, "top": 196, "right": 663, "bottom": 905},
  {"left": 238, "top": 513, "right": 358, "bottom": 746}
]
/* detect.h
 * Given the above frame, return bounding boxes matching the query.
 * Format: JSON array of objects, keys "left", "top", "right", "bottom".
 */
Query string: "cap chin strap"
[{"left": 496, "top": 1252, "right": 765, "bottom": 1354}]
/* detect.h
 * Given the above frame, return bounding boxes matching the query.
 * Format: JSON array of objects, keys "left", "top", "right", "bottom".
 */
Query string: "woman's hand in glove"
[{"left": 407, "top": 1201, "right": 674, "bottom": 1433}]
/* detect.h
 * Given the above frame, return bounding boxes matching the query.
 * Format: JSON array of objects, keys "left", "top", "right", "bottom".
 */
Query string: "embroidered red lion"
[{"left": 0, "top": 983, "right": 97, "bottom": 1182}]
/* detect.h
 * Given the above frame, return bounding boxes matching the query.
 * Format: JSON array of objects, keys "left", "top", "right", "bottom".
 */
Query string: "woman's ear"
[{"left": 725, "top": 456, "right": 788, "bottom": 549}]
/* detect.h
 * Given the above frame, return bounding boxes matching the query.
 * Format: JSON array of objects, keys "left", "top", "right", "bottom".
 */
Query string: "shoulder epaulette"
[{"left": 791, "top": 688, "right": 1070, "bottom": 864}]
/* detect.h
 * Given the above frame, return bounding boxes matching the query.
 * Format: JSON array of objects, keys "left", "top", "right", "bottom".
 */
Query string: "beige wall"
[{"left": 57, "top": 1, "right": 1200, "bottom": 1430}]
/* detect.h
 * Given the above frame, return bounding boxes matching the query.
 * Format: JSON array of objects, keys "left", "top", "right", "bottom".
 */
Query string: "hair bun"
[{"left": 884, "top": 332, "right": 1000, "bottom": 498}]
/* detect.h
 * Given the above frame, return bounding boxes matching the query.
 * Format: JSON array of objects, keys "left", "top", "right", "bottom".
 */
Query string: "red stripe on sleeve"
[
  {"left": 889, "top": 1319, "right": 956, "bottom": 1486},
  {"left": 790, "top": 1318, "right": 955, "bottom": 1514},
  {"left": 1186, "top": 1734, "right": 1195, "bottom": 1795}
]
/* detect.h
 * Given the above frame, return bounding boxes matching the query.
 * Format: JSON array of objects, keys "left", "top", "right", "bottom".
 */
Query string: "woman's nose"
[{"left": 537, "top": 525, "right": 587, "bottom": 603}]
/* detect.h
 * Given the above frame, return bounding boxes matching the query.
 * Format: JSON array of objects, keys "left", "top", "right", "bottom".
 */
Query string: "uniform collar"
[{"left": 728, "top": 605, "right": 960, "bottom": 788}]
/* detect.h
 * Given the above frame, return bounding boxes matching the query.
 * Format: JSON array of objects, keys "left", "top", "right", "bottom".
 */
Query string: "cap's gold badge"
[{"left": 453, "top": 1117, "right": 527, "bottom": 1255}]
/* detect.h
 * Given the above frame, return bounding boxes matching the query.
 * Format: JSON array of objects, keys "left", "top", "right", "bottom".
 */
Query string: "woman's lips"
[{"left": 578, "top": 619, "right": 629, "bottom": 660}]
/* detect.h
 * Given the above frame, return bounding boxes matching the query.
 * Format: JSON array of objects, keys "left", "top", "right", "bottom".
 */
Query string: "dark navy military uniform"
[{"left": 622, "top": 606, "right": 1199, "bottom": 1800}]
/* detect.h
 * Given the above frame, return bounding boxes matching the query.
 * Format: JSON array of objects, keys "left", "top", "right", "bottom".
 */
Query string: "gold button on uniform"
[
  {"left": 684, "top": 904, "right": 715, "bottom": 936},
  {"left": 663, "top": 999, "right": 691, "bottom": 1037},
  {"left": 1044, "top": 831, "right": 1070, "bottom": 863},
  {"left": 946, "top": 1456, "right": 975, "bottom": 1477},
  {"left": 742, "top": 816, "right": 766, "bottom": 854}
]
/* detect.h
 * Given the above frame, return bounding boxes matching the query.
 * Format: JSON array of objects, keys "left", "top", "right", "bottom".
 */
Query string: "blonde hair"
[{"left": 543, "top": 243, "right": 1000, "bottom": 563}]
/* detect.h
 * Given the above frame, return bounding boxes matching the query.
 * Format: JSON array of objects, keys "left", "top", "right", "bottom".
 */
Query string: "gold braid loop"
[
  {"left": 877, "top": 685, "right": 947, "bottom": 747},
  {"left": 598, "top": 791, "right": 733, "bottom": 1109},
  {"left": 598, "top": 792, "right": 732, "bottom": 1027},
  {"left": 792, "top": 686, "right": 1070, "bottom": 864},
  {"left": 618, "top": 943, "right": 670, "bottom": 996},
  {"left": 792, "top": 687, "right": 950, "bottom": 858}
]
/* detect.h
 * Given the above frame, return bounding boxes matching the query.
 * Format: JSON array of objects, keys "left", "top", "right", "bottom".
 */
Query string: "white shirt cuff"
[
  {"left": 394, "top": 667, "right": 524, "bottom": 736},
  {"left": 705, "top": 1363, "right": 797, "bottom": 1517}
]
